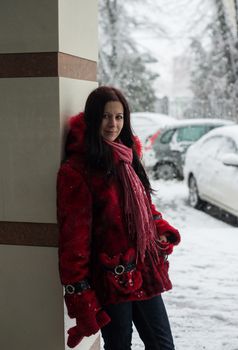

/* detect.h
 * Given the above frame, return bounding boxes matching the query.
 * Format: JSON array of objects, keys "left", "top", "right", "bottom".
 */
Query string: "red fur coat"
[{"left": 57, "top": 113, "right": 180, "bottom": 345}]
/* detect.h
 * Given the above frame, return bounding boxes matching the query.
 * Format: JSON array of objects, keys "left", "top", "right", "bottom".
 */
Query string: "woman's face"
[{"left": 101, "top": 101, "right": 124, "bottom": 142}]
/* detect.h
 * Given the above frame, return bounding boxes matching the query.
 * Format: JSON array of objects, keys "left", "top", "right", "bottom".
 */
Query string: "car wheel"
[
  {"left": 153, "top": 163, "right": 178, "bottom": 180},
  {"left": 188, "top": 175, "right": 203, "bottom": 209}
]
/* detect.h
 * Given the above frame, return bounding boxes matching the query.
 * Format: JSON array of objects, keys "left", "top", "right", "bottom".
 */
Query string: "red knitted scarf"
[{"left": 105, "top": 139, "right": 159, "bottom": 263}]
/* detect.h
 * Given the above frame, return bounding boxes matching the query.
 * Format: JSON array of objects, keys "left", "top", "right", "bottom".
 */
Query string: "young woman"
[{"left": 57, "top": 86, "right": 180, "bottom": 349}]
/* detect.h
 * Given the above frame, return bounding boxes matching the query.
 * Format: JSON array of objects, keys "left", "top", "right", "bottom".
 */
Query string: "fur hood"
[{"left": 65, "top": 113, "right": 86, "bottom": 157}]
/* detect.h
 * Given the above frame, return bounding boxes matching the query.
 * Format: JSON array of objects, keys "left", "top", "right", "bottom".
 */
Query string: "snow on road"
[{"left": 132, "top": 179, "right": 238, "bottom": 350}]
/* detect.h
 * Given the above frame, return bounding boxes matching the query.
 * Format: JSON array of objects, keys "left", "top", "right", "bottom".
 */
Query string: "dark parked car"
[{"left": 147, "top": 119, "right": 234, "bottom": 180}]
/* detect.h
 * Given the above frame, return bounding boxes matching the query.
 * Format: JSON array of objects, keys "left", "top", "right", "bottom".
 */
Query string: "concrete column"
[{"left": 0, "top": 1, "right": 99, "bottom": 349}]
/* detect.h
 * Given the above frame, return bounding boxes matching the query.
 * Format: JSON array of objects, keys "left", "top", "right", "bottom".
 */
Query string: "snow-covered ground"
[{"left": 132, "top": 179, "right": 238, "bottom": 350}]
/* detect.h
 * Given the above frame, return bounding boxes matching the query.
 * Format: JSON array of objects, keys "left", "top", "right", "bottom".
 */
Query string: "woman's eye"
[{"left": 116, "top": 115, "right": 124, "bottom": 119}]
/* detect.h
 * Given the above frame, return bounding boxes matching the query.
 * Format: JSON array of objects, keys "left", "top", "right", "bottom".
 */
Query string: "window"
[
  {"left": 160, "top": 129, "right": 175, "bottom": 144},
  {"left": 176, "top": 125, "right": 209, "bottom": 142},
  {"left": 216, "top": 137, "right": 237, "bottom": 160},
  {"left": 199, "top": 135, "right": 237, "bottom": 160}
]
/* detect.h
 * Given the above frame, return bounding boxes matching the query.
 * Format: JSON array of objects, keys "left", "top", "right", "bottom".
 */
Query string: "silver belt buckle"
[
  {"left": 65, "top": 284, "right": 75, "bottom": 294},
  {"left": 114, "top": 264, "right": 125, "bottom": 275}
]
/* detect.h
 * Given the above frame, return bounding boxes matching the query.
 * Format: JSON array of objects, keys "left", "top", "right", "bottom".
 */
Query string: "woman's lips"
[{"left": 105, "top": 131, "right": 116, "bottom": 134}]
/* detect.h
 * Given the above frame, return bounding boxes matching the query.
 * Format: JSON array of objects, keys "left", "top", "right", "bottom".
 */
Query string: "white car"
[
  {"left": 144, "top": 118, "right": 233, "bottom": 178},
  {"left": 131, "top": 112, "right": 176, "bottom": 144},
  {"left": 184, "top": 124, "right": 238, "bottom": 219}
]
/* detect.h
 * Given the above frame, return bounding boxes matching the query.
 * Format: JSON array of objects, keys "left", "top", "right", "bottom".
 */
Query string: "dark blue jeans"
[{"left": 101, "top": 295, "right": 175, "bottom": 350}]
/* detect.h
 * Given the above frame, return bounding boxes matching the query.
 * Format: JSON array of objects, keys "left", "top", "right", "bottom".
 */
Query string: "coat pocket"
[{"left": 99, "top": 248, "right": 142, "bottom": 295}]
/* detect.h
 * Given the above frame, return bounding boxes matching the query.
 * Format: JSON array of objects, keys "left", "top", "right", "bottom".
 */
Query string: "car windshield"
[{"left": 176, "top": 125, "right": 211, "bottom": 142}]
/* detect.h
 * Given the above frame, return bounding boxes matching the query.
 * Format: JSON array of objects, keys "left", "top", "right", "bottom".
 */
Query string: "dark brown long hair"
[{"left": 84, "top": 86, "right": 152, "bottom": 192}]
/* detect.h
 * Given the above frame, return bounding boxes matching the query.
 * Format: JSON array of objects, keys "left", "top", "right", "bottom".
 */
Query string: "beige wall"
[
  {"left": 0, "top": 245, "right": 65, "bottom": 350},
  {"left": 0, "top": 0, "right": 98, "bottom": 58},
  {"left": 0, "top": 78, "right": 60, "bottom": 223},
  {"left": 59, "top": 0, "right": 98, "bottom": 60},
  {"left": 0, "top": 78, "right": 98, "bottom": 223},
  {"left": 0, "top": 0, "right": 58, "bottom": 53}
]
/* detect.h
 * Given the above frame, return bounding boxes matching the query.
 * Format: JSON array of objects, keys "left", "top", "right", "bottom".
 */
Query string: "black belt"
[
  {"left": 64, "top": 280, "right": 91, "bottom": 294},
  {"left": 105, "top": 262, "right": 136, "bottom": 275}
]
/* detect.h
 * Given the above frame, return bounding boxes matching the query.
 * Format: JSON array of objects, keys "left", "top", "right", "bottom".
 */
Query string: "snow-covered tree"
[
  {"left": 188, "top": 0, "right": 238, "bottom": 121},
  {"left": 98, "top": 0, "right": 159, "bottom": 112},
  {"left": 189, "top": 39, "right": 212, "bottom": 117}
]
